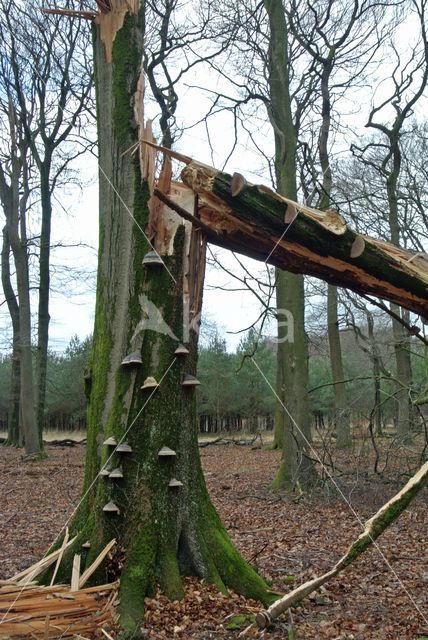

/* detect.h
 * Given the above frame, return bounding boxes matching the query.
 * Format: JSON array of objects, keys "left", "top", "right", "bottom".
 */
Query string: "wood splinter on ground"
[
  {"left": 0, "top": 581, "right": 118, "bottom": 638},
  {"left": 0, "top": 538, "right": 118, "bottom": 638},
  {"left": 256, "top": 461, "right": 428, "bottom": 628}
]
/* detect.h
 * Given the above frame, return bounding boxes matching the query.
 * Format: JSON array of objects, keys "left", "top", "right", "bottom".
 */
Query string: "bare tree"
[
  {"left": 0, "top": 0, "right": 94, "bottom": 446},
  {"left": 0, "top": 94, "right": 39, "bottom": 455},
  {"left": 288, "top": 0, "right": 403, "bottom": 449},
  {"left": 348, "top": 0, "right": 428, "bottom": 435}
]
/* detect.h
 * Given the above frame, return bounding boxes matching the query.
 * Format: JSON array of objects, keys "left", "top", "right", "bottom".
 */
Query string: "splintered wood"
[
  {"left": 0, "top": 581, "right": 118, "bottom": 638},
  {"left": 95, "top": 0, "right": 139, "bottom": 62}
]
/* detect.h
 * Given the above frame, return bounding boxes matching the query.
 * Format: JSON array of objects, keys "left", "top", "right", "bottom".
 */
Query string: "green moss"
[
  {"left": 226, "top": 614, "right": 255, "bottom": 630},
  {"left": 200, "top": 497, "right": 274, "bottom": 606},
  {"left": 159, "top": 546, "right": 185, "bottom": 600},
  {"left": 119, "top": 523, "right": 157, "bottom": 629},
  {"left": 270, "top": 461, "right": 293, "bottom": 491},
  {"left": 111, "top": 12, "right": 142, "bottom": 147}
]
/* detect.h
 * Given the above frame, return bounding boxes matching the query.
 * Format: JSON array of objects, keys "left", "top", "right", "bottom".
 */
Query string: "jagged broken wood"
[
  {"left": 147, "top": 144, "right": 428, "bottom": 320},
  {"left": 41, "top": 8, "right": 98, "bottom": 20},
  {"left": 256, "top": 461, "right": 428, "bottom": 628},
  {"left": 0, "top": 581, "right": 118, "bottom": 638},
  {"left": 6, "top": 535, "right": 78, "bottom": 585},
  {"left": 78, "top": 538, "right": 116, "bottom": 589}
]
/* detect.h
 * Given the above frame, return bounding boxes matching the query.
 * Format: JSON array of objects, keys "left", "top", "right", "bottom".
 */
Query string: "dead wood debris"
[
  {"left": 0, "top": 581, "right": 118, "bottom": 638},
  {"left": 1, "top": 443, "right": 427, "bottom": 638}
]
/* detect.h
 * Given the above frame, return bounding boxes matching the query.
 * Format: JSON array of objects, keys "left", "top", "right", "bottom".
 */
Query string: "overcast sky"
[{"left": 1, "top": 8, "right": 426, "bottom": 356}]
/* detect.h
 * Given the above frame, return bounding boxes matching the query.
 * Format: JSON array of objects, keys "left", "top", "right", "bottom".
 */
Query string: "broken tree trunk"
[
  {"left": 155, "top": 156, "right": 428, "bottom": 321},
  {"left": 44, "top": 4, "right": 273, "bottom": 632},
  {"left": 256, "top": 460, "right": 428, "bottom": 627}
]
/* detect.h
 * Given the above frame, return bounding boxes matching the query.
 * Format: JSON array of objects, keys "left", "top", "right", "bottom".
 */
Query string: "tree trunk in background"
[
  {"left": 1, "top": 228, "right": 22, "bottom": 445},
  {"left": 0, "top": 103, "right": 40, "bottom": 457},
  {"left": 366, "top": 311, "right": 382, "bottom": 436},
  {"left": 386, "top": 140, "right": 412, "bottom": 436},
  {"left": 318, "top": 53, "right": 350, "bottom": 450},
  {"left": 263, "top": 0, "right": 316, "bottom": 490},
  {"left": 327, "top": 284, "right": 349, "bottom": 448},
  {"left": 12, "top": 232, "right": 38, "bottom": 457},
  {"left": 272, "top": 352, "right": 284, "bottom": 448},
  {"left": 392, "top": 304, "right": 412, "bottom": 435},
  {"left": 35, "top": 162, "right": 52, "bottom": 446},
  {"left": 49, "top": 4, "right": 271, "bottom": 629}
]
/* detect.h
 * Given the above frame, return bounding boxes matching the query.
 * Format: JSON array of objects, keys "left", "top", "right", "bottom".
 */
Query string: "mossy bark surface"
[{"left": 44, "top": 3, "right": 273, "bottom": 630}]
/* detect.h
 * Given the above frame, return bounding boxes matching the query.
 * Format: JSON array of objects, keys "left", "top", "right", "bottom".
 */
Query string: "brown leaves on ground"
[{"left": 0, "top": 440, "right": 427, "bottom": 639}]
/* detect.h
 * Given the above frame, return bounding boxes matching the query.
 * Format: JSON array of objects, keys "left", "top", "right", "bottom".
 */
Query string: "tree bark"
[
  {"left": 0, "top": 102, "right": 39, "bottom": 457},
  {"left": 35, "top": 161, "right": 53, "bottom": 446},
  {"left": 386, "top": 138, "right": 413, "bottom": 436},
  {"left": 1, "top": 227, "right": 21, "bottom": 445},
  {"left": 327, "top": 284, "right": 350, "bottom": 448},
  {"left": 262, "top": 0, "right": 316, "bottom": 490},
  {"left": 317, "top": 54, "right": 350, "bottom": 450},
  {"left": 48, "top": 3, "right": 272, "bottom": 629},
  {"left": 366, "top": 311, "right": 383, "bottom": 436}
]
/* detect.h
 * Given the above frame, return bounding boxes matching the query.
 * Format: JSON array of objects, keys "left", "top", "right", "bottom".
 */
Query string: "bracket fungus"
[
  {"left": 141, "top": 376, "right": 160, "bottom": 390},
  {"left": 109, "top": 467, "right": 124, "bottom": 479},
  {"left": 142, "top": 250, "right": 164, "bottom": 267},
  {"left": 121, "top": 351, "right": 142, "bottom": 366},
  {"left": 158, "top": 446, "right": 177, "bottom": 458},
  {"left": 182, "top": 374, "right": 201, "bottom": 387},
  {"left": 174, "top": 344, "right": 190, "bottom": 356},
  {"left": 168, "top": 478, "right": 183, "bottom": 488},
  {"left": 103, "top": 501, "right": 120, "bottom": 514},
  {"left": 116, "top": 442, "right": 133, "bottom": 454}
]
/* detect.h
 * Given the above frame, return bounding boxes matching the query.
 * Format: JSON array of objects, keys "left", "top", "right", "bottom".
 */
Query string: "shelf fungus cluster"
[{"left": 101, "top": 438, "right": 133, "bottom": 515}]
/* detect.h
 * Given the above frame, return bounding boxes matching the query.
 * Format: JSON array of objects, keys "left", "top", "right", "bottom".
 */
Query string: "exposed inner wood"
[
  {"left": 0, "top": 581, "right": 118, "bottom": 638},
  {"left": 41, "top": 8, "right": 98, "bottom": 20},
  {"left": 95, "top": 0, "right": 139, "bottom": 63}
]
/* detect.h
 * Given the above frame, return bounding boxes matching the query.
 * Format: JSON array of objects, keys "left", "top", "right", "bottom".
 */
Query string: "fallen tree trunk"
[
  {"left": 255, "top": 460, "right": 428, "bottom": 628},
  {"left": 150, "top": 150, "right": 428, "bottom": 320}
]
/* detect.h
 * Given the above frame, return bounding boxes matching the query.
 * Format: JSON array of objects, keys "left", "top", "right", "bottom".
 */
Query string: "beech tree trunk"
[
  {"left": 263, "top": 0, "right": 316, "bottom": 490},
  {"left": 317, "top": 53, "right": 350, "bottom": 450},
  {"left": 1, "top": 228, "right": 21, "bottom": 445},
  {"left": 386, "top": 140, "right": 413, "bottom": 436},
  {"left": 327, "top": 284, "right": 350, "bottom": 448},
  {"left": 0, "top": 102, "right": 39, "bottom": 457},
  {"left": 367, "top": 312, "right": 383, "bottom": 436},
  {"left": 50, "top": 4, "right": 271, "bottom": 630},
  {"left": 36, "top": 163, "right": 53, "bottom": 446}
]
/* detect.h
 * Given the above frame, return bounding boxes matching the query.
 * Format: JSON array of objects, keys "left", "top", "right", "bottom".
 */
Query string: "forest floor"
[{"left": 0, "top": 433, "right": 427, "bottom": 640}]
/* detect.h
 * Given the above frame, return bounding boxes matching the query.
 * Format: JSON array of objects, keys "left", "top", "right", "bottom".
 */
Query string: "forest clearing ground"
[{"left": 0, "top": 437, "right": 427, "bottom": 639}]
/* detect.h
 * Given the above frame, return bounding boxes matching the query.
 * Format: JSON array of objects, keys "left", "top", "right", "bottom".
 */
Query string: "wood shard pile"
[{"left": 0, "top": 580, "right": 118, "bottom": 638}]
